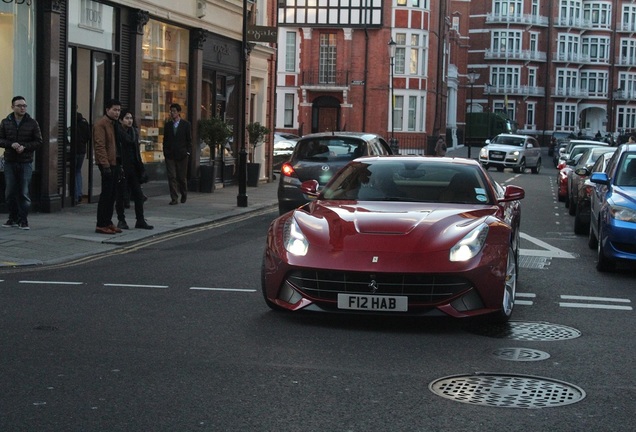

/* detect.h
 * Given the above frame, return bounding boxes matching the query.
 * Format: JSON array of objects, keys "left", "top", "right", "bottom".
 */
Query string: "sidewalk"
[{"left": 0, "top": 180, "right": 279, "bottom": 267}]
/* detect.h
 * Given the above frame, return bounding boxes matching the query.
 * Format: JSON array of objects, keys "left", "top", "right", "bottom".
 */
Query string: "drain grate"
[
  {"left": 519, "top": 255, "right": 551, "bottom": 269},
  {"left": 429, "top": 373, "right": 586, "bottom": 408},
  {"left": 492, "top": 347, "right": 550, "bottom": 361},
  {"left": 469, "top": 321, "right": 582, "bottom": 341}
]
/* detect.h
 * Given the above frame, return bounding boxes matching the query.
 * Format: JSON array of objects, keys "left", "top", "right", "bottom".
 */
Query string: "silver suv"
[{"left": 479, "top": 133, "right": 542, "bottom": 173}]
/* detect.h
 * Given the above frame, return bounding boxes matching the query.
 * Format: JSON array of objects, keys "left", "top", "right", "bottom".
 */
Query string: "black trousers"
[
  {"left": 96, "top": 165, "right": 118, "bottom": 228},
  {"left": 116, "top": 169, "right": 146, "bottom": 222}
]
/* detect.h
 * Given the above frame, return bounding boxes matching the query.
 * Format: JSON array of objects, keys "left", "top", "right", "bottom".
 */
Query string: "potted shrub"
[
  {"left": 198, "top": 116, "right": 233, "bottom": 192},
  {"left": 246, "top": 121, "right": 270, "bottom": 187}
]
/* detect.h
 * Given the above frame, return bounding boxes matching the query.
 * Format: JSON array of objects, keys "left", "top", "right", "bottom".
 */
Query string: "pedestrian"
[
  {"left": 434, "top": 135, "right": 447, "bottom": 157},
  {"left": 115, "top": 109, "right": 153, "bottom": 230},
  {"left": 0, "top": 96, "right": 42, "bottom": 230},
  {"left": 73, "top": 110, "right": 91, "bottom": 203},
  {"left": 162, "top": 103, "right": 192, "bottom": 205},
  {"left": 93, "top": 98, "right": 123, "bottom": 235}
]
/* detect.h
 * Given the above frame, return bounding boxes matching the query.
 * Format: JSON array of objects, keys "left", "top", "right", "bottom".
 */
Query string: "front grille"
[
  {"left": 286, "top": 270, "right": 472, "bottom": 304},
  {"left": 489, "top": 150, "right": 507, "bottom": 161}
]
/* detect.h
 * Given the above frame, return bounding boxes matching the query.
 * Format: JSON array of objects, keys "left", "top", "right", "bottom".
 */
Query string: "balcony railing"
[
  {"left": 485, "top": 49, "right": 547, "bottom": 62},
  {"left": 301, "top": 70, "right": 350, "bottom": 87},
  {"left": 485, "top": 13, "right": 549, "bottom": 27},
  {"left": 486, "top": 85, "right": 546, "bottom": 97},
  {"left": 616, "top": 56, "right": 636, "bottom": 67}
]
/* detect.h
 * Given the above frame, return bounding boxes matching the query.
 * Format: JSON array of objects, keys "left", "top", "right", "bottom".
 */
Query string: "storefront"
[{"left": 0, "top": 0, "right": 37, "bottom": 210}]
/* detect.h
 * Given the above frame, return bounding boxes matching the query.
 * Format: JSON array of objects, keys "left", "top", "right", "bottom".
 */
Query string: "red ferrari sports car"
[{"left": 262, "top": 156, "right": 525, "bottom": 322}]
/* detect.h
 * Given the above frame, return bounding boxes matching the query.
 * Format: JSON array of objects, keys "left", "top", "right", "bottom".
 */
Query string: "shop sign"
[
  {"left": 2, "top": 0, "right": 33, "bottom": 5},
  {"left": 247, "top": 26, "right": 278, "bottom": 43}
]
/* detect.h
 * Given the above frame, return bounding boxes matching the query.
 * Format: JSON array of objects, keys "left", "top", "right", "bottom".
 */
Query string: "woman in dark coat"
[{"left": 115, "top": 109, "right": 153, "bottom": 229}]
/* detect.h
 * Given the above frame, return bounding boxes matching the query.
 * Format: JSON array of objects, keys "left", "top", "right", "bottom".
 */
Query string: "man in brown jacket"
[{"left": 93, "top": 99, "right": 122, "bottom": 234}]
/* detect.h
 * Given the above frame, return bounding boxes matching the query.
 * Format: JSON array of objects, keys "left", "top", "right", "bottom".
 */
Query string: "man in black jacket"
[
  {"left": 163, "top": 103, "right": 192, "bottom": 205},
  {"left": 0, "top": 96, "right": 43, "bottom": 230}
]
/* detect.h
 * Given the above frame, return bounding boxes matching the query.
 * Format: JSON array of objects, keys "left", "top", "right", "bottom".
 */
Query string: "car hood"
[
  {"left": 484, "top": 143, "right": 523, "bottom": 152},
  {"left": 610, "top": 186, "right": 636, "bottom": 208},
  {"left": 294, "top": 201, "right": 499, "bottom": 252}
]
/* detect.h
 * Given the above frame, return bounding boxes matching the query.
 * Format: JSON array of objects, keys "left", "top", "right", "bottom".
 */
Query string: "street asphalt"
[{"left": 0, "top": 145, "right": 476, "bottom": 268}]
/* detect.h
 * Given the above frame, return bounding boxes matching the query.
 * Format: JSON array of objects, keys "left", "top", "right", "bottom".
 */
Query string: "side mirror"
[
  {"left": 590, "top": 172, "right": 610, "bottom": 186},
  {"left": 499, "top": 184, "right": 525, "bottom": 202},
  {"left": 574, "top": 167, "right": 589, "bottom": 176},
  {"left": 300, "top": 179, "right": 320, "bottom": 197},
  {"left": 485, "top": 139, "right": 491, "bottom": 145}
]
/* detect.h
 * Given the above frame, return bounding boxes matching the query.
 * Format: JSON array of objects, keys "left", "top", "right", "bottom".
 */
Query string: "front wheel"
[
  {"left": 574, "top": 203, "right": 588, "bottom": 234},
  {"left": 531, "top": 158, "right": 541, "bottom": 174},
  {"left": 490, "top": 246, "right": 517, "bottom": 323},
  {"left": 588, "top": 218, "right": 598, "bottom": 249},
  {"left": 596, "top": 224, "right": 616, "bottom": 272},
  {"left": 513, "top": 159, "right": 526, "bottom": 174}
]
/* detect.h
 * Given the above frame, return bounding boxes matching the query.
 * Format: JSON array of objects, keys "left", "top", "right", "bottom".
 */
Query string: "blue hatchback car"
[{"left": 589, "top": 144, "right": 636, "bottom": 271}]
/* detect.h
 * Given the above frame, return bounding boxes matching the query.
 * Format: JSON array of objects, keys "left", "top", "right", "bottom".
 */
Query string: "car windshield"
[
  {"left": 322, "top": 161, "right": 492, "bottom": 204},
  {"left": 615, "top": 153, "right": 636, "bottom": 186},
  {"left": 295, "top": 138, "right": 364, "bottom": 162},
  {"left": 491, "top": 136, "right": 525, "bottom": 147}
]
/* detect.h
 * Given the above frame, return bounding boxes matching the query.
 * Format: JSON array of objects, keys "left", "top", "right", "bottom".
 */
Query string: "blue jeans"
[
  {"left": 75, "top": 153, "right": 85, "bottom": 201},
  {"left": 3, "top": 161, "right": 33, "bottom": 222}
]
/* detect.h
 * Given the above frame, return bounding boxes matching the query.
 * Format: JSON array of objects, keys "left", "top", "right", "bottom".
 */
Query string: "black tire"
[
  {"left": 261, "top": 252, "right": 286, "bottom": 311},
  {"left": 596, "top": 224, "right": 616, "bottom": 272},
  {"left": 496, "top": 166, "right": 504, "bottom": 172},
  {"left": 531, "top": 158, "right": 541, "bottom": 174},
  {"left": 573, "top": 203, "right": 588, "bottom": 235},
  {"left": 489, "top": 246, "right": 517, "bottom": 324},
  {"left": 278, "top": 202, "right": 295, "bottom": 216},
  {"left": 513, "top": 159, "right": 526, "bottom": 173},
  {"left": 568, "top": 194, "right": 576, "bottom": 215},
  {"left": 588, "top": 218, "right": 598, "bottom": 249}
]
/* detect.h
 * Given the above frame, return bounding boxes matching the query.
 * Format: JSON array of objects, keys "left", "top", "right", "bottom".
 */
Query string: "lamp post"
[
  {"left": 486, "top": 83, "right": 492, "bottom": 140},
  {"left": 388, "top": 37, "right": 397, "bottom": 154},
  {"left": 237, "top": 0, "right": 249, "bottom": 207},
  {"left": 466, "top": 69, "right": 480, "bottom": 159}
]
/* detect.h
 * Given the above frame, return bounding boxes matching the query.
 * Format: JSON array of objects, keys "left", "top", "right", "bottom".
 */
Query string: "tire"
[
  {"left": 481, "top": 164, "right": 489, "bottom": 171},
  {"left": 261, "top": 252, "right": 286, "bottom": 311},
  {"left": 531, "top": 158, "right": 541, "bottom": 174},
  {"left": 596, "top": 224, "right": 616, "bottom": 272},
  {"left": 496, "top": 166, "right": 504, "bottom": 172},
  {"left": 490, "top": 246, "right": 517, "bottom": 324},
  {"left": 278, "top": 202, "right": 295, "bottom": 216},
  {"left": 568, "top": 194, "right": 576, "bottom": 215},
  {"left": 573, "top": 203, "right": 588, "bottom": 235},
  {"left": 513, "top": 159, "right": 526, "bottom": 173},
  {"left": 588, "top": 218, "right": 598, "bottom": 249}
]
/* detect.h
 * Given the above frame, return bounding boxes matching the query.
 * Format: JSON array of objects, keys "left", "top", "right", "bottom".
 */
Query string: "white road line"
[
  {"left": 19, "top": 280, "right": 84, "bottom": 285},
  {"left": 103, "top": 283, "right": 168, "bottom": 289},
  {"left": 559, "top": 302, "right": 633, "bottom": 311},
  {"left": 560, "top": 295, "right": 631, "bottom": 303},
  {"left": 190, "top": 287, "right": 257, "bottom": 292},
  {"left": 516, "top": 293, "right": 536, "bottom": 298},
  {"left": 515, "top": 300, "right": 533, "bottom": 306}
]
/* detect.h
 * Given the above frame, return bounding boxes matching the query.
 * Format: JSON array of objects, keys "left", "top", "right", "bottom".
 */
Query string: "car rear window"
[{"left": 295, "top": 138, "right": 364, "bottom": 162}]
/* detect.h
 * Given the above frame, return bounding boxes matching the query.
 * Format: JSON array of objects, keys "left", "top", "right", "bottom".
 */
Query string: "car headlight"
[
  {"left": 284, "top": 217, "right": 309, "bottom": 256},
  {"left": 511, "top": 151, "right": 520, "bottom": 156},
  {"left": 450, "top": 223, "right": 489, "bottom": 262},
  {"left": 609, "top": 205, "right": 636, "bottom": 223},
  {"left": 479, "top": 148, "right": 487, "bottom": 157}
]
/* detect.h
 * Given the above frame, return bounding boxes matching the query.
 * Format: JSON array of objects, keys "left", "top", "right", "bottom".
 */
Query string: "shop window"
[{"left": 140, "top": 20, "right": 190, "bottom": 164}]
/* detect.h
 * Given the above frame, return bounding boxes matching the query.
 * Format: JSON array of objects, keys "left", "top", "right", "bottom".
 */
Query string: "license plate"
[
  {"left": 337, "top": 294, "right": 408, "bottom": 311},
  {"left": 490, "top": 153, "right": 505, "bottom": 160}
]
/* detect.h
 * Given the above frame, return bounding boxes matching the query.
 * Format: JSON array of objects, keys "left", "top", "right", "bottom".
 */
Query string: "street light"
[
  {"left": 388, "top": 37, "right": 398, "bottom": 153},
  {"left": 466, "top": 69, "right": 480, "bottom": 159},
  {"left": 486, "top": 83, "right": 492, "bottom": 140}
]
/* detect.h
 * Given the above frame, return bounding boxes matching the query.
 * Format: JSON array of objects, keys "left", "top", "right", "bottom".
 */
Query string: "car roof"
[
  {"left": 568, "top": 139, "right": 607, "bottom": 145},
  {"left": 493, "top": 133, "right": 532, "bottom": 139}
]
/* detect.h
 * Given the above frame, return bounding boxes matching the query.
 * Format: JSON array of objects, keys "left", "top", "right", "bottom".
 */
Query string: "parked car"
[
  {"left": 557, "top": 143, "right": 610, "bottom": 203},
  {"left": 263, "top": 156, "right": 525, "bottom": 322},
  {"left": 553, "top": 140, "right": 569, "bottom": 167},
  {"left": 549, "top": 131, "right": 573, "bottom": 157},
  {"left": 568, "top": 147, "right": 617, "bottom": 215},
  {"left": 588, "top": 143, "right": 636, "bottom": 271},
  {"left": 479, "top": 133, "right": 542, "bottom": 173},
  {"left": 573, "top": 149, "right": 616, "bottom": 234},
  {"left": 557, "top": 139, "right": 609, "bottom": 167},
  {"left": 277, "top": 132, "right": 393, "bottom": 214},
  {"left": 273, "top": 132, "right": 301, "bottom": 172}
]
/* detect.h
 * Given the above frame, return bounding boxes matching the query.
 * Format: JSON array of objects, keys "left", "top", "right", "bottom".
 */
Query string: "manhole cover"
[
  {"left": 519, "top": 255, "right": 551, "bottom": 269},
  {"left": 429, "top": 373, "right": 586, "bottom": 408},
  {"left": 492, "top": 347, "right": 550, "bottom": 361},
  {"left": 469, "top": 321, "right": 581, "bottom": 341}
]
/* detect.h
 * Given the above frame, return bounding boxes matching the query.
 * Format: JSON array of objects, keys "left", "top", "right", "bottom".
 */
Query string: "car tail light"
[
  {"left": 281, "top": 162, "right": 296, "bottom": 178},
  {"left": 584, "top": 184, "right": 593, "bottom": 198}
]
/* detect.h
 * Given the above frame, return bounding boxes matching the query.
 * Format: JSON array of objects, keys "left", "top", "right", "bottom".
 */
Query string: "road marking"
[
  {"left": 19, "top": 280, "right": 84, "bottom": 285},
  {"left": 104, "top": 283, "right": 168, "bottom": 289},
  {"left": 559, "top": 295, "right": 632, "bottom": 310},
  {"left": 190, "top": 287, "right": 257, "bottom": 292},
  {"left": 520, "top": 232, "right": 576, "bottom": 259},
  {"left": 515, "top": 292, "right": 535, "bottom": 306}
]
